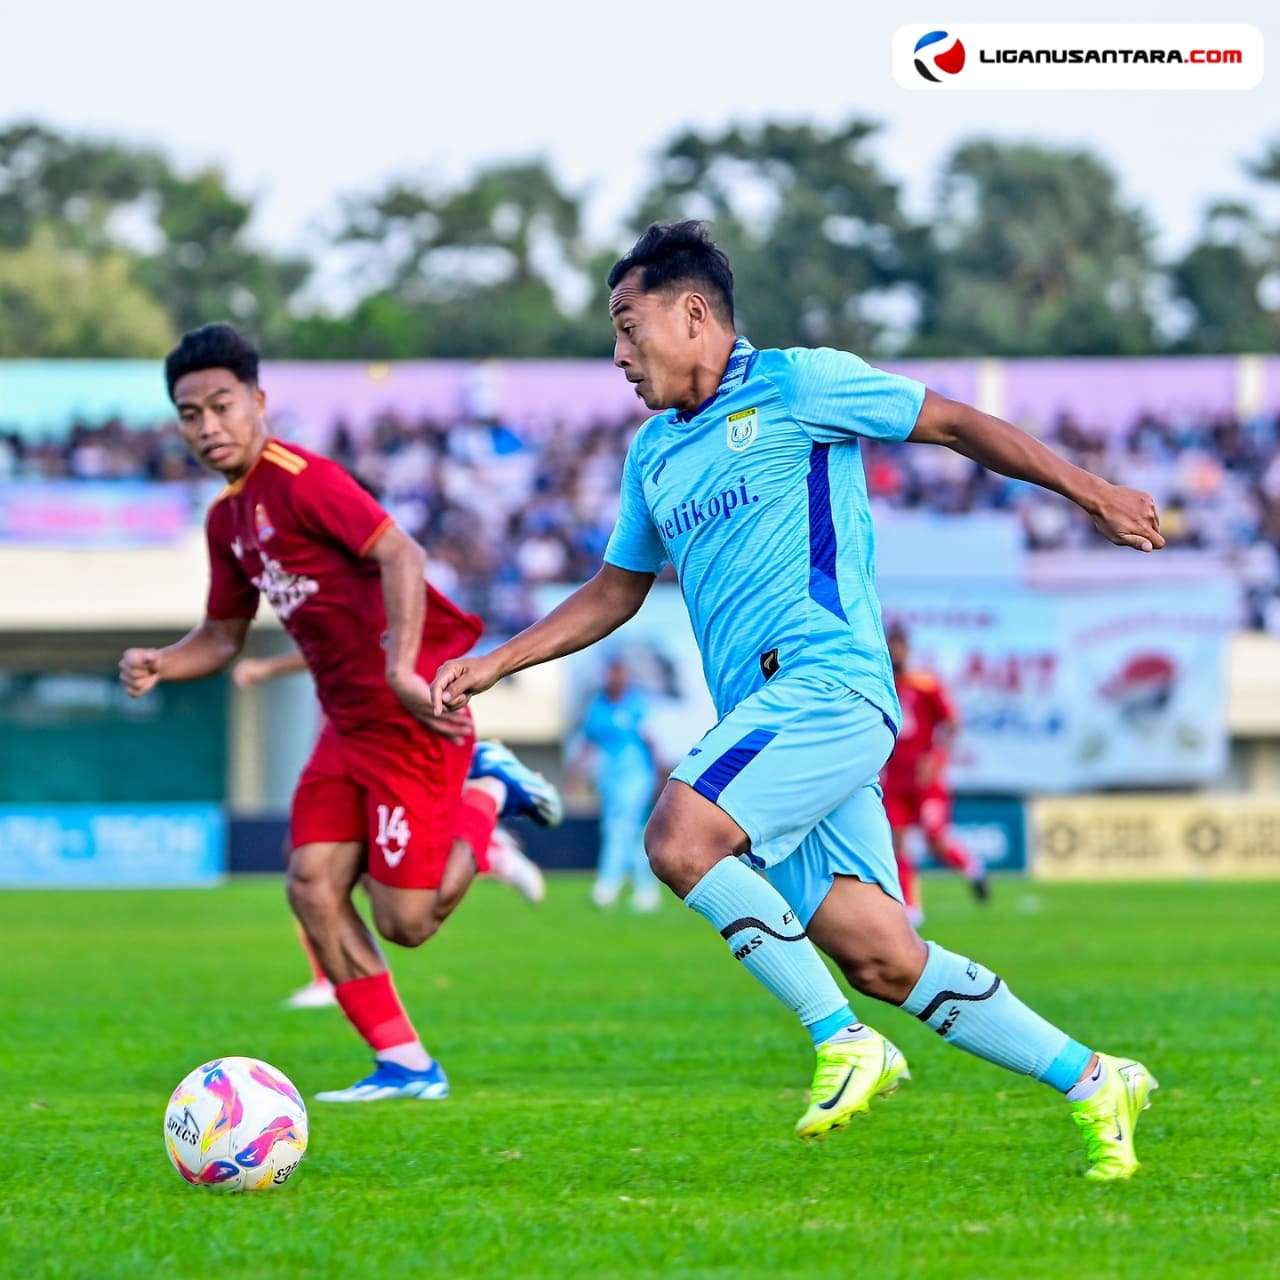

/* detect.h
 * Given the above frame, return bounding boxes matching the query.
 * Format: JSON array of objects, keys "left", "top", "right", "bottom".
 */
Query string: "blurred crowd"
[{"left": 5, "top": 404, "right": 1280, "bottom": 630}]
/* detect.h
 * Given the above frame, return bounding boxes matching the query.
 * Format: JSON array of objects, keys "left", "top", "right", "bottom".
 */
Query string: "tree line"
[{"left": 0, "top": 118, "right": 1276, "bottom": 360}]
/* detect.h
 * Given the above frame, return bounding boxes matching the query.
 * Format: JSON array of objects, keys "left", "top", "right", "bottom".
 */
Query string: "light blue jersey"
[
  {"left": 579, "top": 689, "right": 659, "bottom": 899},
  {"left": 604, "top": 338, "right": 924, "bottom": 727},
  {"left": 580, "top": 689, "right": 655, "bottom": 788}
]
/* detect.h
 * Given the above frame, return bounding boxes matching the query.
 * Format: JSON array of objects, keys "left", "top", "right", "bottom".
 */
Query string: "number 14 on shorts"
[{"left": 375, "top": 804, "right": 412, "bottom": 868}]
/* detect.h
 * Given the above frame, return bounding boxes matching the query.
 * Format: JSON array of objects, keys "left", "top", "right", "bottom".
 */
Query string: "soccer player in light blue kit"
[
  {"left": 433, "top": 222, "right": 1163, "bottom": 1180},
  {"left": 570, "top": 656, "right": 662, "bottom": 911}
]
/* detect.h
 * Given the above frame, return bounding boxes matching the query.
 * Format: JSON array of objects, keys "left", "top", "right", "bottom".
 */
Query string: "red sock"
[
  {"left": 333, "top": 971, "right": 419, "bottom": 1052},
  {"left": 895, "top": 850, "right": 920, "bottom": 912},
  {"left": 936, "top": 836, "right": 979, "bottom": 879},
  {"left": 296, "top": 923, "right": 327, "bottom": 983},
  {"left": 453, "top": 786, "right": 499, "bottom": 875}
]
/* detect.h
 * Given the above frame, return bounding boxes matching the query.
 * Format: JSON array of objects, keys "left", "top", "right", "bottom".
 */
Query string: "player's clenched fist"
[
  {"left": 119, "top": 647, "right": 163, "bottom": 698},
  {"left": 431, "top": 655, "right": 503, "bottom": 715},
  {"left": 232, "top": 657, "right": 271, "bottom": 689},
  {"left": 1089, "top": 483, "right": 1165, "bottom": 553}
]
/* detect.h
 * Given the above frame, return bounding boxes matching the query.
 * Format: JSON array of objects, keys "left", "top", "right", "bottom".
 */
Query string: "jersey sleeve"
[
  {"left": 292, "top": 458, "right": 395, "bottom": 557},
  {"left": 205, "top": 511, "right": 260, "bottom": 620},
  {"left": 604, "top": 443, "right": 667, "bottom": 575},
  {"left": 778, "top": 346, "right": 925, "bottom": 444}
]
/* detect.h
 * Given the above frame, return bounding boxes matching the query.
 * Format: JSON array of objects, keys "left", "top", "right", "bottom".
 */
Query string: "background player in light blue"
[
  {"left": 433, "top": 221, "right": 1165, "bottom": 1181},
  {"left": 569, "top": 656, "right": 662, "bottom": 912}
]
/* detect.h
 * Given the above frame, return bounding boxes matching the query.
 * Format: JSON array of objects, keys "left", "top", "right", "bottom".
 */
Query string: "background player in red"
[
  {"left": 119, "top": 322, "right": 554, "bottom": 1101},
  {"left": 882, "top": 620, "right": 989, "bottom": 925},
  {"left": 231, "top": 649, "right": 551, "bottom": 1010}
]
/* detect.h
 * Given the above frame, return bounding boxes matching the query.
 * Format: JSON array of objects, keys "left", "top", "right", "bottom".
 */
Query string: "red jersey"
[
  {"left": 204, "top": 438, "right": 482, "bottom": 733},
  {"left": 889, "top": 669, "right": 958, "bottom": 774}
]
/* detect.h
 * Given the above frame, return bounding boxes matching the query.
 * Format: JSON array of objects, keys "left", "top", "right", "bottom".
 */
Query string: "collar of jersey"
[
  {"left": 215, "top": 437, "right": 274, "bottom": 499},
  {"left": 671, "top": 336, "right": 755, "bottom": 424}
]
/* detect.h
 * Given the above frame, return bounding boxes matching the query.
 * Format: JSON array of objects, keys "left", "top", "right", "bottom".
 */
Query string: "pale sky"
[{"left": 3, "top": 0, "right": 1275, "bottom": 300}]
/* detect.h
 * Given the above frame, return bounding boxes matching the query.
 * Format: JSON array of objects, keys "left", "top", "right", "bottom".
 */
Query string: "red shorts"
[
  {"left": 882, "top": 777, "right": 952, "bottom": 838},
  {"left": 290, "top": 718, "right": 474, "bottom": 890}
]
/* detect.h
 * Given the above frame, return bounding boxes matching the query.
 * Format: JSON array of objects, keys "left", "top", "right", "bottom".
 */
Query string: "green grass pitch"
[{"left": 1, "top": 875, "right": 1277, "bottom": 1278}]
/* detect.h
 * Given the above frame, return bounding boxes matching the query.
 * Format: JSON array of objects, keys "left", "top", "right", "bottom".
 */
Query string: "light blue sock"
[
  {"left": 902, "top": 942, "right": 1093, "bottom": 1092},
  {"left": 685, "top": 857, "right": 854, "bottom": 1045}
]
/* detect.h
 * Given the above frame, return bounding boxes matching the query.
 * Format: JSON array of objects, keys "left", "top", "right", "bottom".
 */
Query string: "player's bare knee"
[
  {"left": 644, "top": 810, "right": 726, "bottom": 894},
  {"left": 285, "top": 859, "right": 337, "bottom": 924},
  {"left": 840, "top": 938, "right": 928, "bottom": 1004},
  {"left": 643, "top": 822, "right": 700, "bottom": 892},
  {"left": 373, "top": 908, "right": 437, "bottom": 949},
  {"left": 432, "top": 889, "right": 464, "bottom": 925}
]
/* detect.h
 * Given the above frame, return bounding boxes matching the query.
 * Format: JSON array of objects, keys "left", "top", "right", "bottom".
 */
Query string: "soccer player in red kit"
[
  {"left": 231, "top": 649, "right": 550, "bottom": 1010},
  {"left": 882, "top": 621, "right": 989, "bottom": 925},
  {"left": 119, "top": 323, "right": 553, "bottom": 1101}
]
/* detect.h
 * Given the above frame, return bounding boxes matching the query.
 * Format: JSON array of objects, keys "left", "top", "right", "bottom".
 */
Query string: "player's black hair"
[
  {"left": 165, "top": 322, "right": 260, "bottom": 401},
  {"left": 607, "top": 220, "right": 735, "bottom": 324}
]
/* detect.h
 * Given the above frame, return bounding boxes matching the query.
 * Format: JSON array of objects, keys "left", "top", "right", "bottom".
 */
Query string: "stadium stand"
[{"left": 5, "top": 402, "right": 1280, "bottom": 630}]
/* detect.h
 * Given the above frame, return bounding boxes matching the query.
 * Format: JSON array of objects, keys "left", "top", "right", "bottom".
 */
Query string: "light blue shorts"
[{"left": 669, "top": 669, "right": 901, "bottom": 924}]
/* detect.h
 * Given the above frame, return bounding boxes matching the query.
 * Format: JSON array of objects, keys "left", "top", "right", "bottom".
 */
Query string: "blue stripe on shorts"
[{"left": 692, "top": 729, "right": 776, "bottom": 804}]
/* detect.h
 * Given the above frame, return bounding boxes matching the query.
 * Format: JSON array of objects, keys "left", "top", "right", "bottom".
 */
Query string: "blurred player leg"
[
  {"left": 453, "top": 779, "right": 501, "bottom": 878},
  {"left": 884, "top": 787, "right": 924, "bottom": 926},
  {"left": 892, "top": 831, "right": 924, "bottom": 928},
  {"left": 486, "top": 827, "right": 546, "bottom": 904},
  {"left": 625, "top": 790, "right": 662, "bottom": 913},
  {"left": 463, "top": 769, "right": 548, "bottom": 903},
  {"left": 284, "top": 920, "right": 337, "bottom": 1009},
  {"left": 921, "top": 790, "right": 990, "bottom": 902},
  {"left": 592, "top": 789, "right": 629, "bottom": 908},
  {"left": 629, "top": 848, "right": 662, "bottom": 912}
]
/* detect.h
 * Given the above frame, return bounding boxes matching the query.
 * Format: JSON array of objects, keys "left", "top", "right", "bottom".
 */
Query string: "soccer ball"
[{"left": 164, "top": 1056, "right": 308, "bottom": 1191}]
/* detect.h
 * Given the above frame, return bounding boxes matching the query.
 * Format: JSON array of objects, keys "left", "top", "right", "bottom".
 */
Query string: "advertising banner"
[
  {"left": 881, "top": 581, "right": 1236, "bottom": 792},
  {"left": 0, "top": 804, "right": 226, "bottom": 887},
  {"left": 1031, "top": 794, "right": 1280, "bottom": 881},
  {"left": 0, "top": 482, "right": 193, "bottom": 545}
]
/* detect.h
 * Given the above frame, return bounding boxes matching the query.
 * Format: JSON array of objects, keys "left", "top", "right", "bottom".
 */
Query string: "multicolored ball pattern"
[{"left": 164, "top": 1056, "right": 308, "bottom": 1192}]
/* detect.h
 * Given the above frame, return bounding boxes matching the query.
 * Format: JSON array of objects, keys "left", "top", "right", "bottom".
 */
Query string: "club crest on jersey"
[
  {"left": 251, "top": 552, "right": 318, "bottom": 621},
  {"left": 254, "top": 503, "right": 276, "bottom": 542},
  {"left": 726, "top": 407, "right": 759, "bottom": 452}
]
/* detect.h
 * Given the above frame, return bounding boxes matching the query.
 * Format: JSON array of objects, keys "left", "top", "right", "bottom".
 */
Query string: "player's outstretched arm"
[
  {"left": 232, "top": 651, "right": 308, "bottom": 689},
  {"left": 908, "top": 390, "right": 1165, "bottom": 553},
  {"left": 118, "top": 617, "right": 252, "bottom": 698},
  {"left": 432, "top": 565, "right": 655, "bottom": 714}
]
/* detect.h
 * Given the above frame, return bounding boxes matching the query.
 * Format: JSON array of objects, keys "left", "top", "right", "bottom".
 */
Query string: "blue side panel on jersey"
[
  {"left": 692, "top": 729, "right": 777, "bottom": 804},
  {"left": 806, "top": 443, "right": 847, "bottom": 622}
]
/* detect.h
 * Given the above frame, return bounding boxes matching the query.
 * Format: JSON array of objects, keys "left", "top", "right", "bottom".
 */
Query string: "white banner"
[
  {"left": 880, "top": 581, "right": 1237, "bottom": 792},
  {"left": 893, "top": 24, "right": 1262, "bottom": 91}
]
